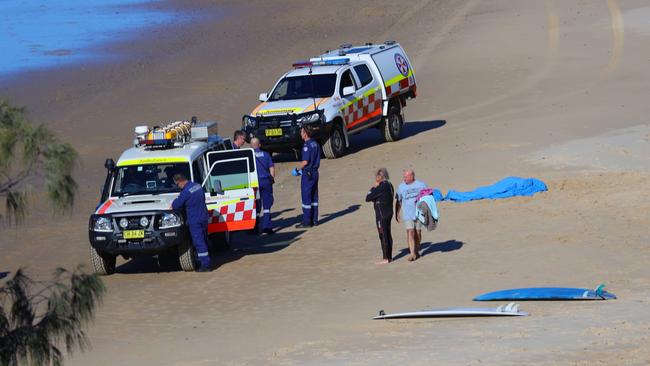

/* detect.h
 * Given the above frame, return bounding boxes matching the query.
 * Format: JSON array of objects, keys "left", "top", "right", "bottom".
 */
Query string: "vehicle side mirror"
[
  {"left": 342, "top": 86, "right": 356, "bottom": 96},
  {"left": 104, "top": 158, "right": 116, "bottom": 172},
  {"left": 259, "top": 92, "right": 268, "bottom": 102}
]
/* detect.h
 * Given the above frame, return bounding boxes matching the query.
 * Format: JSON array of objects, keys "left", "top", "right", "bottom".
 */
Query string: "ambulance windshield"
[
  {"left": 111, "top": 163, "right": 191, "bottom": 197},
  {"left": 269, "top": 74, "right": 336, "bottom": 101}
]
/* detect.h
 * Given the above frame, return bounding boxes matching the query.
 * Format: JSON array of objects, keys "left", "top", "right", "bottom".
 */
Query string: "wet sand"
[{"left": 1, "top": 0, "right": 649, "bottom": 364}]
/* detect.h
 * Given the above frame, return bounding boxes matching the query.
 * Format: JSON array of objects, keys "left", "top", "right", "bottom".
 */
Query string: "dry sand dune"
[{"left": 1, "top": 0, "right": 649, "bottom": 365}]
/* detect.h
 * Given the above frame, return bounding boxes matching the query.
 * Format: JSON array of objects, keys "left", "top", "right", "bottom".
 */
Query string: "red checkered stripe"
[
  {"left": 385, "top": 75, "right": 416, "bottom": 98},
  {"left": 342, "top": 89, "right": 383, "bottom": 126},
  {"left": 209, "top": 199, "right": 256, "bottom": 224}
]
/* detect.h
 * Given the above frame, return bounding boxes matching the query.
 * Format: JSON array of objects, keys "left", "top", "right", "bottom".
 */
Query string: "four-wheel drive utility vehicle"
[
  {"left": 242, "top": 41, "right": 417, "bottom": 158},
  {"left": 88, "top": 118, "right": 258, "bottom": 275}
]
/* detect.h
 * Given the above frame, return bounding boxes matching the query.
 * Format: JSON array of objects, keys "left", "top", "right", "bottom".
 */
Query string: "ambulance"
[
  {"left": 242, "top": 41, "right": 417, "bottom": 158},
  {"left": 88, "top": 118, "right": 258, "bottom": 275}
]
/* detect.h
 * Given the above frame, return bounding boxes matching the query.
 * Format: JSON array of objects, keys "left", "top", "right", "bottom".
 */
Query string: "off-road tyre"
[
  {"left": 90, "top": 246, "right": 116, "bottom": 275},
  {"left": 178, "top": 240, "right": 198, "bottom": 272},
  {"left": 383, "top": 105, "right": 403, "bottom": 142},
  {"left": 322, "top": 123, "right": 345, "bottom": 159}
]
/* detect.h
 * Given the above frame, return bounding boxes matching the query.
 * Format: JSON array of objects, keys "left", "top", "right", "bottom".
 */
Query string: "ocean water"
[{"left": 0, "top": 0, "right": 179, "bottom": 78}]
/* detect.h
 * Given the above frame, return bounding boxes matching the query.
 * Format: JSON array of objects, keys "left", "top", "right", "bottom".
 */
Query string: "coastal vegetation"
[
  {"left": 0, "top": 99, "right": 77, "bottom": 224},
  {"left": 0, "top": 267, "right": 105, "bottom": 366}
]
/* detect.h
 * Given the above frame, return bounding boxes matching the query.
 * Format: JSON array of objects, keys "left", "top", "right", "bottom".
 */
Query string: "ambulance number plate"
[
  {"left": 265, "top": 128, "right": 283, "bottom": 137},
  {"left": 123, "top": 230, "right": 145, "bottom": 239}
]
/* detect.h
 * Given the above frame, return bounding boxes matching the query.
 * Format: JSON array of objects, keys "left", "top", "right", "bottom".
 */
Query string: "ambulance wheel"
[
  {"left": 383, "top": 105, "right": 402, "bottom": 142},
  {"left": 178, "top": 240, "right": 198, "bottom": 272},
  {"left": 322, "top": 124, "right": 345, "bottom": 159},
  {"left": 90, "top": 246, "right": 116, "bottom": 275}
]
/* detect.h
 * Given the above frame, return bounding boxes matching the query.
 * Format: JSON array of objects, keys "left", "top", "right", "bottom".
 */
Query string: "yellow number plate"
[
  {"left": 265, "top": 128, "right": 283, "bottom": 137},
  {"left": 123, "top": 230, "right": 145, "bottom": 239}
]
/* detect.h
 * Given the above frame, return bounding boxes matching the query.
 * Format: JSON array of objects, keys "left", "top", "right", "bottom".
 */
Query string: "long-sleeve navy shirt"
[{"left": 171, "top": 181, "right": 208, "bottom": 225}]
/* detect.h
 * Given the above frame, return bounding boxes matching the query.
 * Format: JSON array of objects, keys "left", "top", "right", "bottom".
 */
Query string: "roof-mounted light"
[
  {"left": 318, "top": 58, "right": 349, "bottom": 66},
  {"left": 292, "top": 60, "right": 313, "bottom": 68},
  {"left": 294, "top": 58, "right": 350, "bottom": 68},
  {"left": 135, "top": 120, "right": 193, "bottom": 149}
]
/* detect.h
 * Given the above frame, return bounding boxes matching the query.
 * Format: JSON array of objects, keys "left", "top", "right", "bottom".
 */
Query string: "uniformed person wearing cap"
[{"left": 296, "top": 127, "right": 320, "bottom": 228}]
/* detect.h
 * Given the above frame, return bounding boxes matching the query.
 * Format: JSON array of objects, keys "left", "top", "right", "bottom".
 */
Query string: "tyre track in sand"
[
  {"left": 408, "top": 0, "right": 625, "bottom": 132},
  {"left": 433, "top": 0, "right": 560, "bottom": 121}
]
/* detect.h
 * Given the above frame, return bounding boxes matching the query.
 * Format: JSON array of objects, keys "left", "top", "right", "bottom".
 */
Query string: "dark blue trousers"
[
  {"left": 189, "top": 222, "right": 210, "bottom": 268},
  {"left": 301, "top": 172, "right": 319, "bottom": 226},
  {"left": 259, "top": 178, "right": 274, "bottom": 230}
]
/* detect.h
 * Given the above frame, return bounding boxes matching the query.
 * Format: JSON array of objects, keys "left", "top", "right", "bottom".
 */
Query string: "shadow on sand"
[
  {"left": 346, "top": 119, "right": 446, "bottom": 155},
  {"left": 115, "top": 205, "right": 361, "bottom": 273},
  {"left": 270, "top": 120, "right": 446, "bottom": 161},
  {"left": 393, "top": 239, "right": 464, "bottom": 262}
]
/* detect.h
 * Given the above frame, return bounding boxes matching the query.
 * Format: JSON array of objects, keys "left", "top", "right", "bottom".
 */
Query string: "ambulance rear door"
[{"left": 202, "top": 148, "right": 258, "bottom": 233}]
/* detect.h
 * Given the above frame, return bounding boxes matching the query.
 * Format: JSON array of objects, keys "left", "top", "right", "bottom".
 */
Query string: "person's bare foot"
[
  {"left": 407, "top": 255, "right": 416, "bottom": 262},
  {"left": 376, "top": 259, "right": 390, "bottom": 265}
]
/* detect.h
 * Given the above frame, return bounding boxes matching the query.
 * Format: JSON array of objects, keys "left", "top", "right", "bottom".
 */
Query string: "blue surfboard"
[{"left": 473, "top": 284, "right": 616, "bottom": 301}]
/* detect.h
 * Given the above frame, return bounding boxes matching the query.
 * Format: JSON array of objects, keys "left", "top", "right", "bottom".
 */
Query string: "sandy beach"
[{"left": 1, "top": 0, "right": 649, "bottom": 364}]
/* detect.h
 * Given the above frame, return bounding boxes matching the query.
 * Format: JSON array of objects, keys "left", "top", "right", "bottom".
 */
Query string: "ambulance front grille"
[{"left": 257, "top": 118, "right": 295, "bottom": 128}]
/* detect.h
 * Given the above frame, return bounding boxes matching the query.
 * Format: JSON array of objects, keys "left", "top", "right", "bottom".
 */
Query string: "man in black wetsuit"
[{"left": 365, "top": 168, "right": 395, "bottom": 264}]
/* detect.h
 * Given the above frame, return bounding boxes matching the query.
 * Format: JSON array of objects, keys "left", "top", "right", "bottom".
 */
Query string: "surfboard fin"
[{"left": 594, "top": 284, "right": 606, "bottom": 299}]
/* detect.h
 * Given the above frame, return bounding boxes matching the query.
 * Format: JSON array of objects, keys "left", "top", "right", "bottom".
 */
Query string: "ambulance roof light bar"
[
  {"left": 292, "top": 60, "right": 313, "bottom": 68},
  {"left": 135, "top": 120, "right": 193, "bottom": 149},
  {"left": 293, "top": 58, "right": 350, "bottom": 68}
]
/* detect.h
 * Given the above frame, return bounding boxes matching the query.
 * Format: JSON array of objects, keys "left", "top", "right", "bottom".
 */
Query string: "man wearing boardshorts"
[{"left": 395, "top": 169, "right": 427, "bottom": 262}]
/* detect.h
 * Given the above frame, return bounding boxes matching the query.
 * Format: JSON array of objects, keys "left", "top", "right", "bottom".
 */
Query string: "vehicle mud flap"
[
  {"left": 382, "top": 104, "right": 403, "bottom": 142},
  {"left": 341, "top": 123, "right": 350, "bottom": 148},
  {"left": 209, "top": 231, "right": 231, "bottom": 252}
]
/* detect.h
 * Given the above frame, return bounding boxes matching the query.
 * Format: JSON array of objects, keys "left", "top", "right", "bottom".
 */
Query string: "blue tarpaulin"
[{"left": 437, "top": 177, "right": 547, "bottom": 202}]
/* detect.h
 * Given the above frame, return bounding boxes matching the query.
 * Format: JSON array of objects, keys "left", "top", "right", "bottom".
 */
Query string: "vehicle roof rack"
[
  {"left": 384, "top": 40, "right": 396, "bottom": 45},
  {"left": 133, "top": 118, "right": 218, "bottom": 149}
]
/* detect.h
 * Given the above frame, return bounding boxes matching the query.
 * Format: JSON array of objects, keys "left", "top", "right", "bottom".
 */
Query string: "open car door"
[{"left": 202, "top": 148, "right": 258, "bottom": 233}]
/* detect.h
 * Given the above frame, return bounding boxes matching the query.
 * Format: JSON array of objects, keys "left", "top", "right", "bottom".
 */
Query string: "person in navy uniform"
[
  {"left": 251, "top": 137, "right": 275, "bottom": 234},
  {"left": 171, "top": 173, "right": 211, "bottom": 272},
  {"left": 296, "top": 127, "right": 320, "bottom": 228}
]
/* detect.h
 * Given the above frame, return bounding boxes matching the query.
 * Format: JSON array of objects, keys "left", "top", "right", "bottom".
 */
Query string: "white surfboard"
[{"left": 373, "top": 302, "right": 528, "bottom": 319}]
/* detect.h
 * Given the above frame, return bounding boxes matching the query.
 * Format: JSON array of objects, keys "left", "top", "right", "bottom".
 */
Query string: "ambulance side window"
[
  {"left": 353, "top": 64, "right": 373, "bottom": 87},
  {"left": 339, "top": 70, "right": 356, "bottom": 96}
]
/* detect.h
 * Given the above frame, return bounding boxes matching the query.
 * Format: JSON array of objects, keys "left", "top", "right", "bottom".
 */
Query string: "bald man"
[
  {"left": 395, "top": 169, "right": 427, "bottom": 261},
  {"left": 251, "top": 137, "right": 275, "bottom": 234}
]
